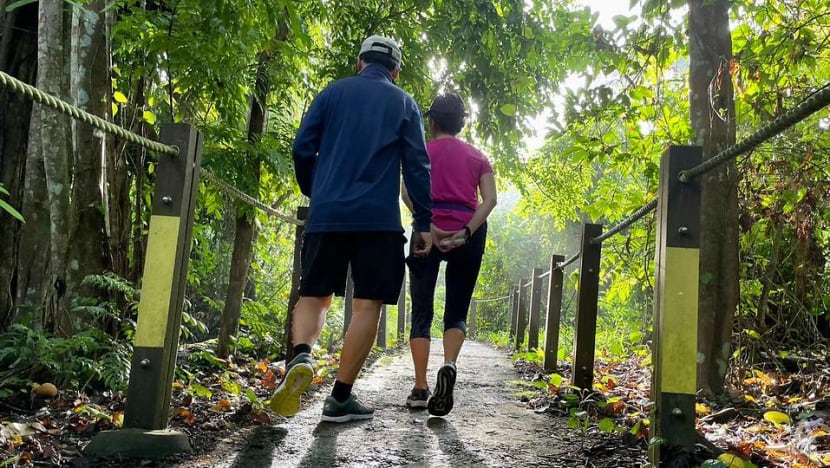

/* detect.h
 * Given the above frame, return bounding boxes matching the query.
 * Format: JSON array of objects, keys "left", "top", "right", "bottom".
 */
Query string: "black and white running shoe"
[{"left": 428, "top": 362, "right": 456, "bottom": 417}]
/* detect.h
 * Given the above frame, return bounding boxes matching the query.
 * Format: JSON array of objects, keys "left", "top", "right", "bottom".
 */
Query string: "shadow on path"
[
  {"left": 187, "top": 341, "right": 576, "bottom": 467},
  {"left": 426, "top": 416, "right": 488, "bottom": 466},
  {"left": 228, "top": 426, "right": 287, "bottom": 468}
]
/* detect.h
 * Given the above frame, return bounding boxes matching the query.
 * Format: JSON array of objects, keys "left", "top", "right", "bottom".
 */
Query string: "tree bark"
[
  {"left": 37, "top": 0, "right": 73, "bottom": 336},
  {"left": 67, "top": 0, "right": 111, "bottom": 318},
  {"left": 15, "top": 105, "right": 50, "bottom": 331},
  {"left": 0, "top": 3, "right": 38, "bottom": 330},
  {"left": 688, "top": 0, "right": 738, "bottom": 396}
]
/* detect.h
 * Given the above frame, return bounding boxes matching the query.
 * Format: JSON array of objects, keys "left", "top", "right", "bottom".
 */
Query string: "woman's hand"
[{"left": 432, "top": 225, "right": 467, "bottom": 252}]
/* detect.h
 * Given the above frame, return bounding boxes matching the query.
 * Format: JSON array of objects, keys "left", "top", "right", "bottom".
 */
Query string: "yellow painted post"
[
  {"left": 528, "top": 267, "right": 543, "bottom": 349},
  {"left": 572, "top": 223, "right": 602, "bottom": 390},
  {"left": 544, "top": 255, "right": 565, "bottom": 371},
  {"left": 650, "top": 146, "right": 702, "bottom": 464},
  {"left": 85, "top": 124, "right": 201, "bottom": 459},
  {"left": 397, "top": 273, "right": 406, "bottom": 342},
  {"left": 343, "top": 266, "right": 354, "bottom": 336},
  {"left": 508, "top": 285, "right": 518, "bottom": 339},
  {"left": 377, "top": 305, "right": 387, "bottom": 348},
  {"left": 468, "top": 300, "right": 477, "bottom": 339},
  {"left": 515, "top": 279, "right": 529, "bottom": 351}
]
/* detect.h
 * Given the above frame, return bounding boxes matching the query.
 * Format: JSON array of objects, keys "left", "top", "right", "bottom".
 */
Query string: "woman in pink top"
[{"left": 402, "top": 93, "right": 497, "bottom": 416}]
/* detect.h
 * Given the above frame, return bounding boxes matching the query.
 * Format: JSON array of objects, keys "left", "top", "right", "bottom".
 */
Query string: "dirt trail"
[{"left": 185, "top": 340, "right": 585, "bottom": 467}]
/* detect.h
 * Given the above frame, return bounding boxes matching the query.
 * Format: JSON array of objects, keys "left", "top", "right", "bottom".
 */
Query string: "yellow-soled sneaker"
[{"left": 269, "top": 352, "right": 313, "bottom": 417}]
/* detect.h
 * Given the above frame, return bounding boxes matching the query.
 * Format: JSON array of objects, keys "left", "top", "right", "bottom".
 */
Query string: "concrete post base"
[{"left": 84, "top": 428, "right": 191, "bottom": 459}]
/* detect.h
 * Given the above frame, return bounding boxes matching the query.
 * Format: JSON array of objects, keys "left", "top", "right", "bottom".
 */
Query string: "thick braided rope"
[
  {"left": 0, "top": 70, "right": 303, "bottom": 224},
  {"left": 558, "top": 252, "right": 580, "bottom": 270},
  {"left": 0, "top": 70, "right": 178, "bottom": 156},
  {"left": 680, "top": 85, "right": 830, "bottom": 181},
  {"left": 472, "top": 295, "right": 510, "bottom": 303},
  {"left": 591, "top": 198, "right": 658, "bottom": 245},
  {"left": 200, "top": 169, "right": 304, "bottom": 225}
]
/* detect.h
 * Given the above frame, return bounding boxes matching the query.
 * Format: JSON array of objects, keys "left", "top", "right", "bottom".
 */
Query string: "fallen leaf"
[
  {"left": 261, "top": 370, "right": 277, "bottom": 390},
  {"left": 763, "top": 410, "right": 791, "bottom": 426},
  {"left": 717, "top": 453, "right": 745, "bottom": 467},
  {"left": 208, "top": 399, "right": 233, "bottom": 412}
]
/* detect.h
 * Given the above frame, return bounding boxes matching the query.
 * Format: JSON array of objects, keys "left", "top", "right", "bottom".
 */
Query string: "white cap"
[{"left": 359, "top": 35, "right": 402, "bottom": 70}]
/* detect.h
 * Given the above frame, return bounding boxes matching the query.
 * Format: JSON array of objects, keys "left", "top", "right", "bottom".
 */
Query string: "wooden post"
[
  {"left": 376, "top": 305, "right": 387, "bottom": 348},
  {"left": 86, "top": 124, "right": 201, "bottom": 458},
  {"left": 572, "top": 223, "right": 602, "bottom": 390},
  {"left": 515, "top": 279, "right": 529, "bottom": 351},
  {"left": 528, "top": 267, "right": 543, "bottom": 350},
  {"left": 544, "top": 255, "right": 565, "bottom": 371},
  {"left": 282, "top": 206, "right": 309, "bottom": 363},
  {"left": 468, "top": 300, "right": 477, "bottom": 339},
  {"left": 650, "top": 146, "right": 702, "bottom": 464},
  {"left": 343, "top": 266, "right": 354, "bottom": 336},
  {"left": 508, "top": 285, "right": 518, "bottom": 339},
  {"left": 397, "top": 273, "right": 406, "bottom": 342}
]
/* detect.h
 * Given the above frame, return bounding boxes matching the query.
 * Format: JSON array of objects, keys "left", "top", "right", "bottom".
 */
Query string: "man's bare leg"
[
  {"left": 292, "top": 295, "right": 332, "bottom": 346},
  {"left": 270, "top": 295, "right": 332, "bottom": 416},
  {"left": 335, "top": 298, "right": 382, "bottom": 384}
]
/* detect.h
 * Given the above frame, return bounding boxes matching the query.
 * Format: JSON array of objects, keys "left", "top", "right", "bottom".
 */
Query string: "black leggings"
[{"left": 408, "top": 224, "right": 487, "bottom": 339}]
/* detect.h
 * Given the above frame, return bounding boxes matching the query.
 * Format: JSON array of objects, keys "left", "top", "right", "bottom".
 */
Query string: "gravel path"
[{"left": 187, "top": 340, "right": 584, "bottom": 467}]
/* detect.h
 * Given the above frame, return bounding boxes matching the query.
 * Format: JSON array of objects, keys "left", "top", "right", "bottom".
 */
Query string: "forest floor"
[{"left": 1, "top": 340, "right": 829, "bottom": 467}]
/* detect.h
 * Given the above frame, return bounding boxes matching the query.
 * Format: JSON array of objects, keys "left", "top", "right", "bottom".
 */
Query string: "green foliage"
[
  {"left": 512, "top": 348, "right": 545, "bottom": 365},
  {"left": 0, "top": 324, "right": 132, "bottom": 396},
  {"left": 0, "top": 273, "right": 140, "bottom": 397},
  {"left": 0, "top": 183, "right": 24, "bottom": 222}
]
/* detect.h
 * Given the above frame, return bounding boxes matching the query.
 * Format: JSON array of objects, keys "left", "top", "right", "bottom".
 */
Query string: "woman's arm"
[
  {"left": 439, "top": 172, "right": 496, "bottom": 250},
  {"left": 466, "top": 172, "right": 497, "bottom": 234}
]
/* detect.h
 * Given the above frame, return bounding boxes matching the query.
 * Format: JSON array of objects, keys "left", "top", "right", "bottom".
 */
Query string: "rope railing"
[
  {"left": 0, "top": 70, "right": 304, "bottom": 226},
  {"left": 572, "top": 84, "right": 830, "bottom": 254},
  {"left": 590, "top": 198, "right": 658, "bottom": 245},
  {"left": 200, "top": 170, "right": 304, "bottom": 225},
  {"left": 679, "top": 85, "right": 830, "bottom": 182},
  {"left": 472, "top": 295, "right": 510, "bottom": 303},
  {"left": 559, "top": 252, "right": 580, "bottom": 269},
  {"left": 0, "top": 71, "right": 178, "bottom": 156}
]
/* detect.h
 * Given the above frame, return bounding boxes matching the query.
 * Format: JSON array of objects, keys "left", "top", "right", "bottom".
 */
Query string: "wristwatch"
[{"left": 463, "top": 225, "right": 472, "bottom": 240}]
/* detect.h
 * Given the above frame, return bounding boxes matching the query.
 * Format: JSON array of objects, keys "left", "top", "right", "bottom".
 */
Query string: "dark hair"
[
  {"left": 359, "top": 51, "right": 398, "bottom": 72},
  {"left": 429, "top": 111, "right": 464, "bottom": 135}
]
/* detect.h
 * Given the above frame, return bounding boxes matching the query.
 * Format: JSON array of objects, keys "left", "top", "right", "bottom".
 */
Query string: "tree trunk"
[
  {"left": 0, "top": 3, "right": 38, "bottom": 330},
  {"left": 67, "top": 0, "right": 110, "bottom": 319},
  {"left": 15, "top": 105, "right": 51, "bottom": 331},
  {"left": 688, "top": 0, "right": 738, "bottom": 396},
  {"left": 217, "top": 53, "right": 271, "bottom": 358},
  {"left": 37, "top": 0, "right": 73, "bottom": 336}
]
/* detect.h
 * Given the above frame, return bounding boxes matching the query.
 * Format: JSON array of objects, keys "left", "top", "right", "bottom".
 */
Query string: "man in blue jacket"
[{"left": 270, "top": 35, "right": 433, "bottom": 423}]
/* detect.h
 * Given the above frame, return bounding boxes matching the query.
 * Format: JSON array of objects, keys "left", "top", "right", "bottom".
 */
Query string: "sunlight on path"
[{"left": 207, "top": 341, "right": 572, "bottom": 468}]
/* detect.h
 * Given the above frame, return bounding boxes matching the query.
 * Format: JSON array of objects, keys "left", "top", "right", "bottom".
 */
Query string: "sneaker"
[
  {"left": 320, "top": 394, "right": 375, "bottom": 423},
  {"left": 269, "top": 352, "right": 313, "bottom": 417},
  {"left": 405, "top": 387, "right": 430, "bottom": 409},
  {"left": 428, "top": 362, "right": 456, "bottom": 417}
]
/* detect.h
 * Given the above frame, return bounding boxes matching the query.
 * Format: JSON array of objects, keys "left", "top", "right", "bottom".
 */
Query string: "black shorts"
[{"left": 299, "top": 231, "right": 406, "bottom": 305}]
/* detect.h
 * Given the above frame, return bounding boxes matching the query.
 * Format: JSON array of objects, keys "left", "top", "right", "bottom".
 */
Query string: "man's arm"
[
  {"left": 400, "top": 101, "right": 431, "bottom": 232},
  {"left": 292, "top": 89, "right": 328, "bottom": 197}
]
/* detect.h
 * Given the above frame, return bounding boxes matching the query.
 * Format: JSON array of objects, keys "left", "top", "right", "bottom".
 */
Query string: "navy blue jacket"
[{"left": 293, "top": 64, "right": 432, "bottom": 233}]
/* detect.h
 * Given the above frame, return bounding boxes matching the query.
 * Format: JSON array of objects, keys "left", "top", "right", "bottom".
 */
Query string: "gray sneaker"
[
  {"left": 320, "top": 394, "right": 374, "bottom": 423},
  {"left": 269, "top": 352, "right": 313, "bottom": 417},
  {"left": 405, "top": 387, "right": 430, "bottom": 409}
]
